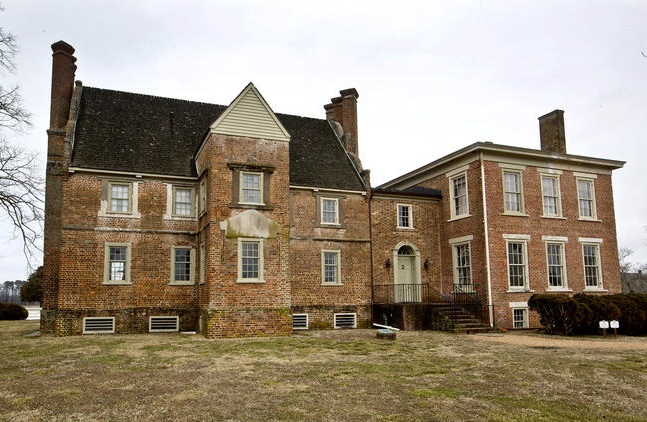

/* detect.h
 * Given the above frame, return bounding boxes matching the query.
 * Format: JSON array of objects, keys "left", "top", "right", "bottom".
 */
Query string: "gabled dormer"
[{"left": 209, "top": 82, "right": 290, "bottom": 143}]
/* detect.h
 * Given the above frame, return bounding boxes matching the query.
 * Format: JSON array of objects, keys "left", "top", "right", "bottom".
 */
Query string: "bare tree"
[
  {"left": 0, "top": 9, "right": 42, "bottom": 267},
  {"left": 619, "top": 247, "right": 634, "bottom": 283}
]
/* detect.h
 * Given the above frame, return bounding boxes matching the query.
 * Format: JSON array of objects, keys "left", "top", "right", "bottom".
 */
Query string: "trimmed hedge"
[
  {"left": 0, "top": 303, "right": 29, "bottom": 320},
  {"left": 528, "top": 293, "right": 647, "bottom": 336}
]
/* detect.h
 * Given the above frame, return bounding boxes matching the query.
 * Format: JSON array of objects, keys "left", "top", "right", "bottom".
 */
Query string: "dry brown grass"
[{"left": 1, "top": 320, "right": 647, "bottom": 421}]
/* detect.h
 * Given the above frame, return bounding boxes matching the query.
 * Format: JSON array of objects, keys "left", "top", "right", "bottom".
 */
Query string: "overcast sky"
[{"left": 2, "top": 0, "right": 647, "bottom": 281}]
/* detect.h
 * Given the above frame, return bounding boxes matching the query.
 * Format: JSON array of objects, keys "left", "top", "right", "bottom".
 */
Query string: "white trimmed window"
[
  {"left": 576, "top": 177, "right": 597, "bottom": 219},
  {"left": 199, "top": 178, "right": 207, "bottom": 214},
  {"left": 199, "top": 242, "right": 205, "bottom": 284},
  {"left": 541, "top": 175, "right": 562, "bottom": 217},
  {"left": 171, "top": 247, "right": 194, "bottom": 285},
  {"left": 503, "top": 171, "right": 524, "bottom": 214},
  {"left": 173, "top": 187, "right": 195, "bottom": 217},
  {"left": 449, "top": 237, "right": 473, "bottom": 290},
  {"left": 321, "top": 250, "right": 341, "bottom": 285},
  {"left": 238, "top": 238, "right": 264, "bottom": 283},
  {"left": 109, "top": 182, "right": 131, "bottom": 213},
  {"left": 397, "top": 204, "right": 413, "bottom": 228},
  {"left": 240, "top": 172, "right": 263, "bottom": 205},
  {"left": 449, "top": 173, "right": 469, "bottom": 219},
  {"left": 512, "top": 308, "right": 529, "bottom": 328},
  {"left": 103, "top": 243, "right": 131, "bottom": 284},
  {"left": 321, "top": 198, "right": 339, "bottom": 225},
  {"left": 581, "top": 242, "right": 603, "bottom": 289},
  {"left": 507, "top": 244, "right": 528, "bottom": 291},
  {"left": 545, "top": 240, "right": 568, "bottom": 289}
]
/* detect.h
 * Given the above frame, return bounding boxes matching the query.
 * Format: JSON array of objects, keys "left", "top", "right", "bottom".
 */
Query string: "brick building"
[{"left": 42, "top": 41, "right": 625, "bottom": 337}]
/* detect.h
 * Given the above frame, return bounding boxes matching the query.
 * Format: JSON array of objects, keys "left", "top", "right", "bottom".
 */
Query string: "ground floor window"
[{"left": 512, "top": 308, "right": 529, "bottom": 328}]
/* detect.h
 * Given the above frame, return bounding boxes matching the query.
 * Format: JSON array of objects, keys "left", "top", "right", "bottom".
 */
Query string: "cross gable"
[{"left": 209, "top": 82, "right": 290, "bottom": 142}]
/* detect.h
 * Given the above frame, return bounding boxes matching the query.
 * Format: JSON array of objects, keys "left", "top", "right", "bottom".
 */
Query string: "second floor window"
[
  {"left": 546, "top": 243, "right": 566, "bottom": 288},
  {"left": 450, "top": 174, "right": 468, "bottom": 218},
  {"left": 173, "top": 187, "right": 194, "bottom": 216},
  {"left": 577, "top": 179, "right": 596, "bottom": 219},
  {"left": 583, "top": 244, "right": 602, "bottom": 288},
  {"left": 541, "top": 175, "right": 561, "bottom": 217},
  {"left": 397, "top": 204, "right": 412, "bottom": 228},
  {"left": 321, "top": 198, "right": 339, "bottom": 225},
  {"left": 241, "top": 172, "right": 263, "bottom": 204},
  {"left": 503, "top": 171, "right": 523, "bottom": 213},
  {"left": 110, "top": 183, "right": 131, "bottom": 213},
  {"left": 507, "top": 242, "right": 527, "bottom": 289}
]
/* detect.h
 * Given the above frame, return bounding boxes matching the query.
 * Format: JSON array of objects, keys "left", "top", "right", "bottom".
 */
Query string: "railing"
[{"left": 374, "top": 282, "right": 490, "bottom": 327}]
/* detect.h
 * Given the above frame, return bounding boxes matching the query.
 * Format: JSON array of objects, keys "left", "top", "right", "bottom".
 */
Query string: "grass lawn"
[{"left": 1, "top": 320, "right": 647, "bottom": 421}]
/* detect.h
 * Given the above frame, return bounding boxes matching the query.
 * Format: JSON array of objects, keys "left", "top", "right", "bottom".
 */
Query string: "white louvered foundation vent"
[
  {"left": 83, "top": 317, "right": 115, "bottom": 334},
  {"left": 334, "top": 313, "right": 357, "bottom": 329},
  {"left": 149, "top": 316, "right": 179, "bottom": 333},
  {"left": 292, "top": 314, "right": 308, "bottom": 330}
]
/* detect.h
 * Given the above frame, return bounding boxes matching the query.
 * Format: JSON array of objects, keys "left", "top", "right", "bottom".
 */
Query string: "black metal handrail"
[{"left": 374, "top": 282, "right": 490, "bottom": 327}]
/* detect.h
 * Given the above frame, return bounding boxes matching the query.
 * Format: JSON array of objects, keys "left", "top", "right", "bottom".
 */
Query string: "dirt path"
[{"left": 473, "top": 332, "right": 647, "bottom": 350}]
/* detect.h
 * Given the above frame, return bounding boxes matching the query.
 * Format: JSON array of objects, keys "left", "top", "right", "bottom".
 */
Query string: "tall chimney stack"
[
  {"left": 538, "top": 109, "right": 566, "bottom": 154},
  {"left": 49, "top": 41, "right": 77, "bottom": 131},
  {"left": 324, "top": 88, "right": 359, "bottom": 156}
]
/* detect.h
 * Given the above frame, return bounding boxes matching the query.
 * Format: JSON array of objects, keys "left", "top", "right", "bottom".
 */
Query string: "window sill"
[
  {"left": 237, "top": 279, "right": 266, "bottom": 284},
  {"left": 583, "top": 287, "right": 608, "bottom": 292},
  {"left": 396, "top": 226, "right": 415, "bottom": 230},
  {"left": 545, "top": 288, "right": 572, "bottom": 293},
  {"left": 99, "top": 212, "right": 141, "bottom": 219},
  {"left": 165, "top": 215, "right": 198, "bottom": 221},
  {"left": 230, "top": 203, "right": 274, "bottom": 211},
  {"left": 169, "top": 281, "right": 195, "bottom": 286},
  {"left": 448, "top": 214, "right": 471, "bottom": 222},
  {"left": 506, "top": 289, "right": 534, "bottom": 293},
  {"left": 102, "top": 281, "right": 132, "bottom": 285},
  {"left": 321, "top": 282, "right": 343, "bottom": 286},
  {"left": 578, "top": 217, "right": 601, "bottom": 222},
  {"left": 541, "top": 215, "right": 566, "bottom": 220},
  {"left": 502, "top": 212, "right": 529, "bottom": 217}
]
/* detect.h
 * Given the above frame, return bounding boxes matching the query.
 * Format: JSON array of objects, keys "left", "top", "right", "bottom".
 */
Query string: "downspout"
[{"left": 480, "top": 152, "right": 494, "bottom": 327}]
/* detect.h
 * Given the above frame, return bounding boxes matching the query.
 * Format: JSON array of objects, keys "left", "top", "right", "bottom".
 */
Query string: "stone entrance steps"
[{"left": 432, "top": 305, "right": 493, "bottom": 334}]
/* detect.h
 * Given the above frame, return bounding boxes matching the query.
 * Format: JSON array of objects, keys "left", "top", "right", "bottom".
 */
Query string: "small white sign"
[
  {"left": 610, "top": 320, "right": 620, "bottom": 329},
  {"left": 599, "top": 320, "right": 609, "bottom": 329}
]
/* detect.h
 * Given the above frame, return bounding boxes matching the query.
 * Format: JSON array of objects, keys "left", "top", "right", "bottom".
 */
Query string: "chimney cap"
[
  {"left": 51, "top": 40, "right": 75, "bottom": 55},
  {"left": 538, "top": 109, "right": 564, "bottom": 121},
  {"left": 339, "top": 88, "right": 359, "bottom": 99}
]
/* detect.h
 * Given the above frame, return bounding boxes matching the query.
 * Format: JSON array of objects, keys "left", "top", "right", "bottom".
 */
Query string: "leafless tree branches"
[{"left": 0, "top": 10, "right": 42, "bottom": 268}]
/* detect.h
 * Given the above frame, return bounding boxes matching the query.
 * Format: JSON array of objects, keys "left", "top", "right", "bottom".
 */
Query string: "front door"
[{"left": 395, "top": 248, "right": 421, "bottom": 303}]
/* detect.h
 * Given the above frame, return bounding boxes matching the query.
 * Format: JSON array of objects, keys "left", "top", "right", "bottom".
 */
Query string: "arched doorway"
[{"left": 394, "top": 243, "right": 421, "bottom": 303}]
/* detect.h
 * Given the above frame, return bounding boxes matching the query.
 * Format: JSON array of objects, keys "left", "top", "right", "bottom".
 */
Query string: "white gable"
[{"left": 210, "top": 83, "right": 290, "bottom": 142}]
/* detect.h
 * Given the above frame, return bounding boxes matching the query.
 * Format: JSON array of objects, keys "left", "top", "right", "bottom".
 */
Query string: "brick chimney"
[
  {"left": 49, "top": 41, "right": 77, "bottom": 131},
  {"left": 324, "top": 88, "right": 359, "bottom": 156},
  {"left": 538, "top": 109, "right": 566, "bottom": 154}
]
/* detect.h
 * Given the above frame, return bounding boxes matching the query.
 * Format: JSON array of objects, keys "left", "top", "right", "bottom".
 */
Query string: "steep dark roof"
[
  {"left": 71, "top": 86, "right": 365, "bottom": 191},
  {"left": 372, "top": 186, "right": 442, "bottom": 199}
]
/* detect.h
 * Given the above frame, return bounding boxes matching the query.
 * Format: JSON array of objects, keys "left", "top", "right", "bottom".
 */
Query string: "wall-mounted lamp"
[
  {"left": 385, "top": 258, "right": 391, "bottom": 269},
  {"left": 424, "top": 259, "right": 430, "bottom": 270}
]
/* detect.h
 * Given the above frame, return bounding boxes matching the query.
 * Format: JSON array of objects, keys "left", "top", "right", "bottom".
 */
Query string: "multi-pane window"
[
  {"left": 321, "top": 198, "right": 339, "bottom": 225},
  {"left": 104, "top": 243, "right": 131, "bottom": 284},
  {"left": 173, "top": 187, "right": 194, "bottom": 216},
  {"left": 503, "top": 171, "right": 523, "bottom": 213},
  {"left": 583, "top": 244, "right": 601, "bottom": 288},
  {"left": 110, "top": 183, "right": 131, "bottom": 213},
  {"left": 322, "top": 250, "right": 341, "bottom": 284},
  {"left": 450, "top": 174, "right": 468, "bottom": 218},
  {"left": 199, "top": 242, "right": 205, "bottom": 284},
  {"left": 238, "top": 239, "right": 263, "bottom": 282},
  {"left": 172, "top": 247, "right": 192, "bottom": 284},
  {"left": 577, "top": 179, "right": 596, "bottom": 219},
  {"left": 241, "top": 172, "right": 262, "bottom": 204},
  {"left": 454, "top": 243, "right": 472, "bottom": 287},
  {"left": 397, "top": 204, "right": 412, "bottom": 228},
  {"left": 199, "top": 179, "right": 207, "bottom": 214},
  {"left": 546, "top": 243, "right": 566, "bottom": 288},
  {"left": 541, "top": 175, "right": 561, "bottom": 217},
  {"left": 513, "top": 308, "right": 529, "bottom": 328},
  {"left": 507, "top": 242, "right": 527, "bottom": 289}
]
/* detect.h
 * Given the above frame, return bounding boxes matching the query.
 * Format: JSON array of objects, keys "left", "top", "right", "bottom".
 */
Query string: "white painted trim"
[
  {"left": 508, "top": 301, "right": 528, "bottom": 308},
  {"left": 449, "top": 235, "right": 474, "bottom": 245},
  {"left": 445, "top": 164, "right": 470, "bottom": 178},
  {"left": 542, "top": 235, "right": 568, "bottom": 242},
  {"left": 68, "top": 166, "right": 198, "bottom": 181},
  {"left": 503, "top": 234, "right": 531, "bottom": 241},
  {"left": 480, "top": 154, "right": 494, "bottom": 327},
  {"left": 537, "top": 167, "right": 563, "bottom": 175},
  {"left": 169, "top": 246, "right": 195, "bottom": 285},
  {"left": 578, "top": 237, "right": 603, "bottom": 244},
  {"left": 321, "top": 249, "right": 342, "bottom": 285},
  {"left": 396, "top": 203, "right": 414, "bottom": 229},
  {"left": 498, "top": 163, "right": 526, "bottom": 171},
  {"left": 237, "top": 238, "right": 265, "bottom": 283},
  {"left": 103, "top": 242, "right": 132, "bottom": 284},
  {"left": 573, "top": 172, "right": 597, "bottom": 179}
]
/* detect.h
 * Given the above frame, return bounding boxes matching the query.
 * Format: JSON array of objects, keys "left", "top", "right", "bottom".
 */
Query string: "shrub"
[
  {"left": 529, "top": 293, "right": 647, "bottom": 336},
  {"left": 0, "top": 303, "right": 29, "bottom": 320}
]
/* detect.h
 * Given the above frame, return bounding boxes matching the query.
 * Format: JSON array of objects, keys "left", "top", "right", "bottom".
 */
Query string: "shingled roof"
[{"left": 71, "top": 86, "right": 365, "bottom": 191}]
